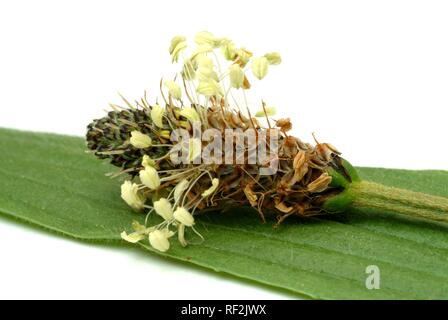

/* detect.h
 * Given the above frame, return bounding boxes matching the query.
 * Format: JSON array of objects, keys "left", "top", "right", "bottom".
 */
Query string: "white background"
[{"left": 0, "top": 0, "right": 447, "bottom": 299}]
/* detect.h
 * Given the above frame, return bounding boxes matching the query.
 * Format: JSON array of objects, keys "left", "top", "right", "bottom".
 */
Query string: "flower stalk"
[{"left": 351, "top": 181, "right": 448, "bottom": 223}]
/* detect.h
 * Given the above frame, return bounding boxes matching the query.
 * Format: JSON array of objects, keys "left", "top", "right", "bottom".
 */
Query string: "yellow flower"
[
  {"left": 153, "top": 198, "right": 174, "bottom": 221},
  {"left": 120, "top": 181, "right": 145, "bottom": 211},
  {"left": 173, "top": 207, "right": 195, "bottom": 227},
  {"left": 229, "top": 64, "right": 244, "bottom": 89},
  {"left": 139, "top": 166, "right": 161, "bottom": 190},
  {"left": 251, "top": 57, "right": 269, "bottom": 80},
  {"left": 202, "top": 178, "right": 219, "bottom": 197},
  {"left": 148, "top": 229, "right": 172, "bottom": 252},
  {"left": 163, "top": 80, "right": 182, "bottom": 100},
  {"left": 150, "top": 104, "right": 165, "bottom": 128},
  {"left": 179, "top": 107, "right": 201, "bottom": 123},
  {"left": 264, "top": 52, "right": 282, "bottom": 65},
  {"left": 130, "top": 131, "right": 152, "bottom": 149}
]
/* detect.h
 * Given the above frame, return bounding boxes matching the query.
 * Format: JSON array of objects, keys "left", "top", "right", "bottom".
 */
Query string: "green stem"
[{"left": 350, "top": 181, "right": 448, "bottom": 223}]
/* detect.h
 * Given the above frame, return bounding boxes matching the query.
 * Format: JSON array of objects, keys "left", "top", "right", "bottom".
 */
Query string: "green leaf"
[{"left": 1, "top": 127, "right": 447, "bottom": 299}]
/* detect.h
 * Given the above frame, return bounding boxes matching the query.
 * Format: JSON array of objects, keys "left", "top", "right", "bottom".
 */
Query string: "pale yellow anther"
[
  {"left": 169, "top": 35, "right": 187, "bottom": 63},
  {"left": 194, "top": 31, "right": 222, "bottom": 48},
  {"left": 163, "top": 80, "right": 182, "bottom": 100},
  {"left": 178, "top": 224, "right": 188, "bottom": 247},
  {"left": 130, "top": 131, "right": 152, "bottom": 149},
  {"left": 120, "top": 181, "right": 145, "bottom": 211},
  {"left": 264, "top": 52, "right": 282, "bottom": 65},
  {"left": 202, "top": 178, "right": 219, "bottom": 197},
  {"left": 182, "top": 58, "right": 196, "bottom": 81},
  {"left": 191, "top": 44, "right": 213, "bottom": 61},
  {"left": 139, "top": 166, "right": 161, "bottom": 190},
  {"left": 142, "top": 155, "right": 156, "bottom": 168},
  {"left": 196, "top": 79, "right": 224, "bottom": 97},
  {"left": 221, "top": 40, "right": 237, "bottom": 60},
  {"left": 251, "top": 57, "right": 269, "bottom": 80},
  {"left": 174, "top": 179, "right": 190, "bottom": 203},
  {"left": 197, "top": 66, "right": 219, "bottom": 82},
  {"left": 173, "top": 207, "right": 195, "bottom": 227},
  {"left": 153, "top": 198, "right": 174, "bottom": 221},
  {"left": 255, "top": 106, "right": 277, "bottom": 117},
  {"left": 150, "top": 105, "right": 165, "bottom": 128},
  {"left": 229, "top": 64, "right": 244, "bottom": 89},
  {"left": 179, "top": 107, "right": 201, "bottom": 123},
  {"left": 148, "top": 229, "right": 171, "bottom": 252},
  {"left": 188, "top": 138, "right": 202, "bottom": 162},
  {"left": 120, "top": 231, "right": 146, "bottom": 244}
]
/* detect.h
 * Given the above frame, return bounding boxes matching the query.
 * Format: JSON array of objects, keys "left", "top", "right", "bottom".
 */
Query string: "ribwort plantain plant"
[{"left": 86, "top": 31, "right": 448, "bottom": 252}]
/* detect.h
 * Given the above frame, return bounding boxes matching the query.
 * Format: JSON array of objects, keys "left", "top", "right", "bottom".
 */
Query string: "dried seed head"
[
  {"left": 276, "top": 118, "right": 292, "bottom": 132},
  {"left": 87, "top": 31, "right": 357, "bottom": 252},
  {"left": 307, "top": 172, "right": 332, "bottom": 193}
]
